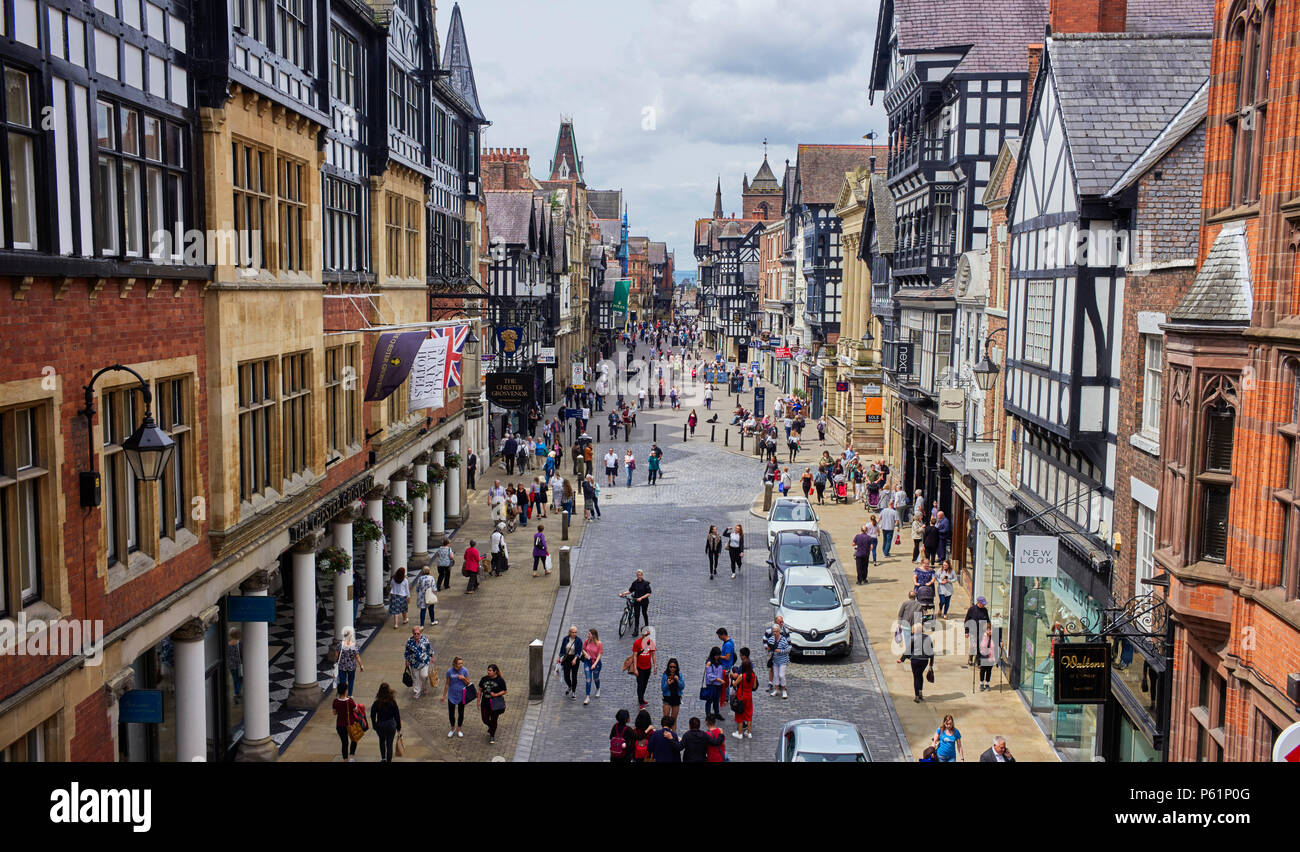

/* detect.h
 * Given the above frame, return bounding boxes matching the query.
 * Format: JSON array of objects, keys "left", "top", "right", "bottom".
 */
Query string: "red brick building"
[{"left": 1159, "top": 0, "right": 1300, "bottom": 760}]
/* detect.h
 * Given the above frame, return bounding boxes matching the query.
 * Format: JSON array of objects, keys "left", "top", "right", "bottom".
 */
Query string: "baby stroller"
[
  {"left": 833, "top": 478, "right": 849, "bottom": 504},
  {"left": 915, "top": 582, "right": 937, "bottom": 624}
]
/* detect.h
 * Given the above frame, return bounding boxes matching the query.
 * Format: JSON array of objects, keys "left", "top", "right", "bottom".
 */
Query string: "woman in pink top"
[
  {"left": 581, "top": 628, "right": 603, "bottom": 705},
  {"left": 463, "top": 539, "right": 482, "bottom": 594}
]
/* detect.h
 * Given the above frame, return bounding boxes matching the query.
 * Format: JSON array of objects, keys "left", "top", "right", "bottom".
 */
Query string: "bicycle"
[{"left": 618, "top": 594, "right": 637, "bottom": 638}]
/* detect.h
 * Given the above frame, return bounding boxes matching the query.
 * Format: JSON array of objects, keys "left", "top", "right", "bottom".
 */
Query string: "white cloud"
[{"left": 454, "top": 0, "right": 888, "bottom": 269}]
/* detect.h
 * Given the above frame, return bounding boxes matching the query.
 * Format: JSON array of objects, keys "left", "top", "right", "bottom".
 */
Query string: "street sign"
[
  {"left": 835, "top": 381, "right": 849, "bottom": 392},
  {"left": 571, "top": 363, "right": 585, "bottom": 389},
  {"left": 774, "top": 347, "right": 791, "bottom": 359},
  {"left": 1014, "top": 535, "right": 1059, "bottom": 578},
  {"left": 538, "top": 347, "right": 556, "bottom": 365},
  {"left": 227, "top": 595, "right": 277, "bottom": 623},
  {"left": 564, "top": 408, "right": 583, "bottom": 420},
  {"left": 119, "top": 689, "right": 164, "bottom": 724},
  {"left": 1054, "top": 642, "right": 1110, "bottom": 705},
  {"left": 1274, "top": 720, "right": 1300, "bottom": 761}
]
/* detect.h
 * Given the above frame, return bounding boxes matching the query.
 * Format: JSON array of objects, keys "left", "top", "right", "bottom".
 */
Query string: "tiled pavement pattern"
[{"left": 522, "top": 356, "right": 909, "bottom": 762}]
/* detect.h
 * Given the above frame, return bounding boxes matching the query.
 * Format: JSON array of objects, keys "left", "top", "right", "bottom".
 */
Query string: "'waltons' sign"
[
  {"left": 1054, "top": 642, "right": 1110, "bottom": 704},
  {"left": 486, "top": 373, "right": 534, "bottom": 410}
]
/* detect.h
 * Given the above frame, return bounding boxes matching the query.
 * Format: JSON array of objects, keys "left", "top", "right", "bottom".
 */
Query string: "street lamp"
[
  {"left": 972, "top": 327, "right": 1008, "bottom": 394},
  {"left": 79, "top": 365, "right": 176, "bottom": 507},
  {"left": 464, "top": 326, "right": 479, "bottom": 356}
]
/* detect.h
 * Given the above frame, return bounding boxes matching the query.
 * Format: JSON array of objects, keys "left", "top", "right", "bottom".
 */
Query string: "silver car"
[{"left": 776, "top": 719, "right": 871, "bottom": 762}]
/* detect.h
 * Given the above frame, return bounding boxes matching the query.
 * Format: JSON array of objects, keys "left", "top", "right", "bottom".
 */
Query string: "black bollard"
[
  {"left": 562, "top": 510, "right": 569, "bottom": 541},
  {"left": 683, "top": 424, "right": 687, "bottom": 443},
  {"left": 597, "top": 425, "right": 601, "bottom": 442},
  {"left": 740, "top": 432, "right": 745, "bottom": 452},
  {"left": 653, "top": 423, "right": 658, "bottom": 442},
  {"left": 725, "top": 429, "right": 729, "bottom": 447},
  {"left": 711, "top": 424, "right": 716, "bottom": 442}
]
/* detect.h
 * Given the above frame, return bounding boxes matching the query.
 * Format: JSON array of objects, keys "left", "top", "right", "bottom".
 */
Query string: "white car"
[
  {"left": 768, "top": 564, "right": 853, "bottom": 657},
  {"left": 776, "top": 719, "right": 871, "bottom": 762},
  {"left": 766, "top": 497, "right": 819, "bottom": 549}
]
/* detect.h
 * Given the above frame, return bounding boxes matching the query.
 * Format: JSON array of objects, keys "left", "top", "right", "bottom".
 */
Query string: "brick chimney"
[
  {"left": 1048, "top": 0, "right": 1127, "bottom": 34},
  {"left": 1026, "top": 44, "right": 1044, "bottom": 117}
]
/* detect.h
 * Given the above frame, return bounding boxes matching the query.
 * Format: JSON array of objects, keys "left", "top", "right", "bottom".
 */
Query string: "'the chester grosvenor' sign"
[{"left": 486, "top": 372, "right": 534, "bottom": 410}]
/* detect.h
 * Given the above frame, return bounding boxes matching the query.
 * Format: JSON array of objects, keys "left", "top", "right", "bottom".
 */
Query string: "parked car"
[
  {"left": 769, "top": 564, "right": 853, "bottom": 657},
  {"left": 766, "top": 496, "right": 819, "bottom": 549},
  {"left": 767, "top": 529, "right": 834, "bottom": 586},
  {"left": 776, "top": 719, "right": 871, "bottom": 762}
]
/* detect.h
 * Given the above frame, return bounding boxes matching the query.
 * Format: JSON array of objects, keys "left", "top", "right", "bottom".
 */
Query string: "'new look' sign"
[{"left": 1014, "top": 535, "right": 1059, "bottom": 578}]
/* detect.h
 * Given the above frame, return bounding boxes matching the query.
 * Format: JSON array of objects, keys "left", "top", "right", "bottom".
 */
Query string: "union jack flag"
[{"left": 438, "top": 324, "right": 469, "bottom": 387}]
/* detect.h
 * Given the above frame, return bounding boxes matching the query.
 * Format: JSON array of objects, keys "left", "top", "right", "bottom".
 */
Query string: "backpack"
[
  {"left": 815, "top": 470, "right": 827, "bottom": 485},
  {"left": 634, "top": 733, "right": 650, "bottom": 760},
  {"left": 610, "top": 725, "right": 628, "bottom": 758}
]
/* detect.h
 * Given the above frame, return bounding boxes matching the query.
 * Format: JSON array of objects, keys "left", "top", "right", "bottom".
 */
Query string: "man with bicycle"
[{"left": 619, "top": 570, "right": 652, "bottom": 635}]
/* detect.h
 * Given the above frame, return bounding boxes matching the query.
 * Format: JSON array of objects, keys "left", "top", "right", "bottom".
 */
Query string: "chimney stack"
[{"left": 1048, "top": 0, "right": 1127, "bottom": 34}]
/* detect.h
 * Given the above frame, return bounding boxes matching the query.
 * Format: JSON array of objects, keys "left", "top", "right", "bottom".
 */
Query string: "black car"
[{"left": 767, "top": 530, "right": 834, "bottom": 586}]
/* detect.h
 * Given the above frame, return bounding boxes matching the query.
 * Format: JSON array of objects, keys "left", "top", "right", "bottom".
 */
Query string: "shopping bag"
[{"left": 394, "top": 733, "right": 405, "bottom": 757}]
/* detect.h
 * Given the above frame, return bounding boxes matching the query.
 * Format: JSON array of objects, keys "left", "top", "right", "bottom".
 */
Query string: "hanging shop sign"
[
  {"left": 226, "top": 595, "right": 278, "bottom": 624},
  {"left": 938, "top": 387, "right": 965, "bottom": 422},
  {"left": 495, "top": 326, "right": 525, "bottom": 357},
  {"left": 538, "top": 347, "right": 557, "bottom": 365},
  {"left": 1014, "top": 534, "right": 1060, "bottom": 578},
  {"left": 1053, "top": 642, "right": 1111, "bottom": 705},
  {"left": 894, "top": 342, "right": 913, "bottom": 375},
  {"left": 835, "top": 381, "right": 849, "bottom": 392},
  {"left": 864, "top": 396, "right": 883, "bottom": 423},
  {"left": 966, "top": 441, "right": 996, "bottom": 472},
  {"left": 774, "top": 347, "right": 792, "bottom": 359},
  {"left": 119, "top": 690, "right": 164, "bottom": 724},
  {"left": 486, "top": 372, "right": 534, "bottom": 410}
]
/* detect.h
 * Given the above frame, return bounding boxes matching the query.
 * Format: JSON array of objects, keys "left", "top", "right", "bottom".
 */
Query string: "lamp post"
[
  {"left": 972, "top": 327, "right": 1008, "bottom": 395},
  {"left": 78, "top": 365, "right": 176, "bottom": 507}
]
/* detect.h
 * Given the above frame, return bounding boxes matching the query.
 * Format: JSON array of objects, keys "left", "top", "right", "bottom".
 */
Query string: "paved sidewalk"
[
  {"left": 282, "top": 447, "right": 589, "bottom": 762},
  {"left": 752, "top": 480, "right": 1059, "bottom": 762}
]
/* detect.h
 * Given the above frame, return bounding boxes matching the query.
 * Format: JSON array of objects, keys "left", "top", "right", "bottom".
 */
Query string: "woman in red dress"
[{"left": 730, "top": 654, "right": 758, "bottom": 740}]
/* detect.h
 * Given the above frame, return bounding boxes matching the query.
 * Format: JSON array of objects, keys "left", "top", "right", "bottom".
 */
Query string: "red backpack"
[
  {"left": 610, "top": 725, "right": 628, "bottom": 759},
  {"left": 634, "top": 732, "right": 650, "bottom": 760}
]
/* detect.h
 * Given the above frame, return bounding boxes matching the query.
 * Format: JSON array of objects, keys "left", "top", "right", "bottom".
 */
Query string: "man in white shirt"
[
  {"left": 489, "top": 522, "right": 509, "bottom": 575},
  {"left": 893, "top": 486, "right": 909, "bottom": 522},
  {"left": 488, "top": 480, "right": 506, "bottom": 523},
  {"left": 879, "top": 504, "right": 899, "bottom": 558},
  {"left": 549, "top": 473, "right": 565, "bottom": 511},
  {"left": 704, "top": 386, "right": 713, "bottom": 409},
  {"left": 603, "top": 448, "right": 619, "bottom": 487}
]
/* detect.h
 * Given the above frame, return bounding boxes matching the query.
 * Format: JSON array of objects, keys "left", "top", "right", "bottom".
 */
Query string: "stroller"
[{"left": 832, "top": 478, "right": 849, "bottom": 504}]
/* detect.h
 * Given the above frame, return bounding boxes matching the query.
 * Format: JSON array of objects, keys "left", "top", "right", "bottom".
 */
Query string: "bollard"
[
  {"left": 529, "top": 638, "right": 545, "bottom": 699},
  {"left": 683, "top": 424, "right": 687, "bottom": 443},
  {"left": 725, "top": 429, "right": 729, "bottom": 447},
  {"left": 711, "top": 424, "right": 716, "bottom": 442},
  {"left": 597, "top": 425, "right": 601, "bottom": 442},
  {"left": 559, "top": 546, "right": 572, "bottom": 586},
  {"left": 562, "top": 509, "right": 569, "bottom": 541},
  {"left": 764, "top": 483, "right": 774, "bottom": 512},
  {"left": 740, "top": 432, "right": 745, "bottom": 452},
  {"left": 653, "top": 424, "right": 658, "bottom": 442},
  {"left": 624, "top": 424, "right": 629, "bottom": 442}
]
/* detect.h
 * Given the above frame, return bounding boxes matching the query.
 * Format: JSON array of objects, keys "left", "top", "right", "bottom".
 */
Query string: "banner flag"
[
  {"left": 409, "top": 335, "right": 450, "bottom": 411},
  {"left": 364, "top": 331, "right": 428, "bottom": 402}
]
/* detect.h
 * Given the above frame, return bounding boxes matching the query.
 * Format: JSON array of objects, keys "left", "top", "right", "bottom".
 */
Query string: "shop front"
[{"left": 902, "top": 400, "right": 953, "bottom": 520}]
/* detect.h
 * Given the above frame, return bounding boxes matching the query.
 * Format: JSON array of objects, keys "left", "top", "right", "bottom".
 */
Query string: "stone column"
[
  {"left": 286, "top": 534, "right": 321, "bottom": 710},
  {"left": 330, "top": 509, "right": 357, "bottom": 642},
  {"left": 410, "top": 455, "right": 430, "bottom": 567},
  {"left": 235, "top": 566, "right": 279, "bottom": 762},
  {"left": 430, "top": 441, "right": 447, "bottom": 538},
  {"left": 446, "top": 435, "right": 463, "bottom": 525},
  {"left": 361, "top": 485, "right": 387, "bottom": 623},
  {"left": 173, "top": 606, "right": 219, "bottom": 761},
  {"left": 387, "top": 472, "right": 410, "bottom": 578}
]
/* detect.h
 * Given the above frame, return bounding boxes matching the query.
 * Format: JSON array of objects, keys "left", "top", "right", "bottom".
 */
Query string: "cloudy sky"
[{"left": 453, "top": 0, "right": 889, "bottom": 273}]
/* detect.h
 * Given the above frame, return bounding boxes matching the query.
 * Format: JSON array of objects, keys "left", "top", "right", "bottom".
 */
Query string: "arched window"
[
  {"left": 1198, "top": 376, "right": 1238, "bottom": 563},
  {"left": 1226, "top": 0, "right": 1274, "bottom": 208}
]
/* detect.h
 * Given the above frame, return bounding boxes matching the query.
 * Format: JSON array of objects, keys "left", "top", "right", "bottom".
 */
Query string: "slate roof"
[
  {"left": 896, "top": 281, "right": 955, "bottom": 300},
  {"left": 588, "top": 190, "right": 623, "bottom": 220},
  {"left": 892, "top": 0, "right": 1049, "bottom": 74},
  {"left": 648, "top": 242, "right": 667, "bottom": 265},
  {"left": 796, "top": 145, "right": 886, "bottom": 206},
  {"left": 485, "top": 190, "right": 534, "bottom": 245},
  {"left": 442, "top": 4, "right": 486, "bottom": 123},
  {"left": 748, "top": 156, "right": 782, "bottom": 192},
  {"left": 1049, "top": 33, "right": 1210, "bottom": 198},
  {"left": 589, "top": 245, "right": 605, "bottom": 265},
  {"left": 1105, "top": 80, "right": 1207, "bottom": 198},
  {"left": 596, "top": 218, "right": 622, "bottom": 246},
  {"left": 1124, "top": 0, "right": 1214, "bottom": 34},
  {"left": 1170, "top": 223, "right": 1252, "bottom": 325},
  {"left": 549, "top": 121, "right": 583, "bottom": 184}
]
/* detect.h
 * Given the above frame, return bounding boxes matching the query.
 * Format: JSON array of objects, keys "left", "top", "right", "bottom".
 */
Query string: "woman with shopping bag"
[
  {"left": 370, "top": 683, "right": 401, "bottom": 762},
  {"left": 532, "top": 524, "right": 550, "bottom": 577}
]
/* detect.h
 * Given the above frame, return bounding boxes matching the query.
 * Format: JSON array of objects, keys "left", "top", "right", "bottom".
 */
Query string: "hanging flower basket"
[
  {"left": 428, "top": 463, "right": 448, "bottom": 486},
  {"left": 444, "top": 452, "right": 461, "bottom": 470},
  {"left": 353, "top": 517, "right": 382, "bottom": 544},
  {"left": 316, "top": 546, "right": 351, "bottom": 575},
  {"left": 382, "top": 496, "right": 411, "bottom": 524},
  {"left": 407, "top": 479, "right": 429, "bottom": 501}
]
